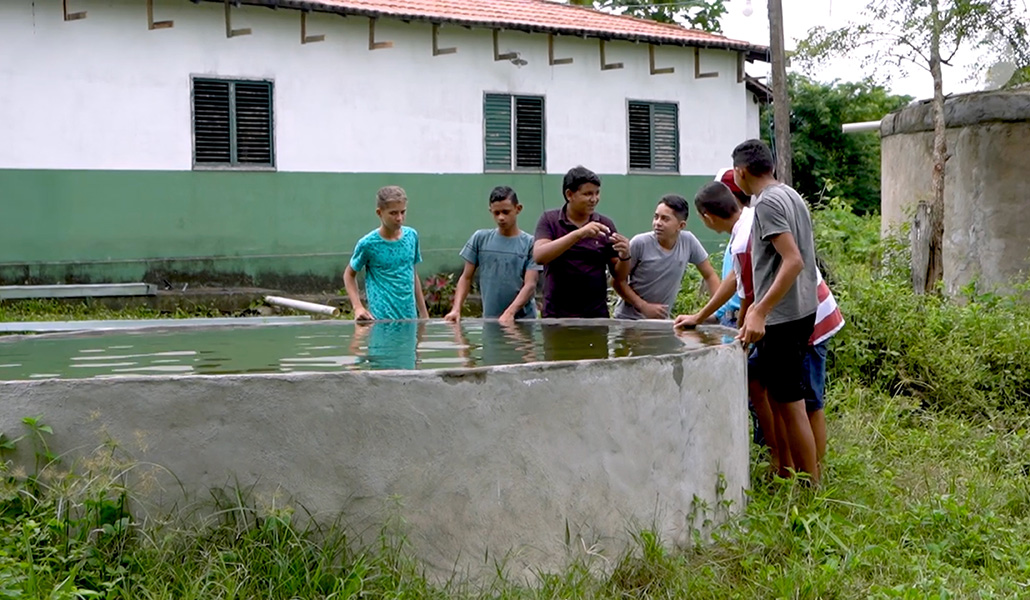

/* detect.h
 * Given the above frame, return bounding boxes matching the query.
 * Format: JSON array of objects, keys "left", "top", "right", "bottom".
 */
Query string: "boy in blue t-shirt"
[
  {"left": 343, "top": 186, "right": 429, "bottom": 321},
  {"left": 445, "top": 186, "right": 541, "bottom": 325}
]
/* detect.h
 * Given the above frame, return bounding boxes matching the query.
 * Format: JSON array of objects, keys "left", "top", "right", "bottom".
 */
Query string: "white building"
[{"left": 0, "top": 0, "right": 768, "bottom": 288}]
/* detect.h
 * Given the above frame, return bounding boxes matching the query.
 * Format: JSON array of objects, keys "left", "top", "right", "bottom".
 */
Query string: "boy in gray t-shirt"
[
  {"left": 445, "top": 186, "right": 541, "bottom": 325},
  {"left": 614, "top": 195, "right": 720, "bottom": 319},
  {"left": 732, "top": 139, "right": 821, "bottom": 485}
]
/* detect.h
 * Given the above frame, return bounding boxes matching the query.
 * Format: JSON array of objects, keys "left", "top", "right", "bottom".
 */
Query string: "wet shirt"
[
  {"left": 459, "top": 229, "right": 540, "bottom": 319},
  {"left": 534, "top": 206, "right": 619, "bottom": 318},
  {"left": 349, "top": 226, "right": 422, "bottom": 320},
  {"left": 751, "top": 184, "right": 818, "bottom": 325},
  {"left": 614, "top": 231, "right": 708, "bottom": 320}
]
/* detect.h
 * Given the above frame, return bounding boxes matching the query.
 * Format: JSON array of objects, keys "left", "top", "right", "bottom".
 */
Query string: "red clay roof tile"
[{"left": 231, "top": 0, "right": 768, "bottom": 60}]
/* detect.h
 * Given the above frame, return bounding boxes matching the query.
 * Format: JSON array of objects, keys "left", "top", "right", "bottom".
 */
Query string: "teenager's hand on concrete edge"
[
  {"left": 354, "top": 308, "right": 374, "bottom": 322},
  {"left": 639, "top": 302, "right": 669, "bottom": 319},
  {"left": 498, "top": 311, "right": 516, "bottom": 326},
  {"left": 736, "top": 311, "right": 766, "bottom": 344},
  {"left": 610, "top": 233, "right": 631, "bottom": 260},
  {"left": 674, "top": 313, "right": 700, "bottom": 329},
  {"left": 577, "top": 221, "right": 611, "bottom": 240},
  {"left": 443, "top": 310, "right": 460, "bottom": 323}
]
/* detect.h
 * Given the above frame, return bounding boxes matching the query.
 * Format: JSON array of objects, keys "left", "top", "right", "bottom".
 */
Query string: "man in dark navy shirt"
[{"left": 533, "top": 166, "right": 630, "bottom": 318}]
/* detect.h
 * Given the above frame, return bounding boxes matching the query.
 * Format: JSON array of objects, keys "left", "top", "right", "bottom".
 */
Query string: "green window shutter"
[
  {"left": 192, "top": 78, "right": 274, "bottom": 168},
  {"left": 514, "top": 95, "right": 545, "bottom": 170},
  {"left": 193, "top": 79, "right": 232, "bottom": 165},
  {"left": 651, "top": 103, "right": 679, "bottom": 173},
  {"left": 234, "top": 81, "right": 273, "bottom": 165},
  {"left": 484, "top": 93, "right": 513, "bottom": 171},
  {"left": 627, "top": 101, "right": 652, "bottom": 170}
]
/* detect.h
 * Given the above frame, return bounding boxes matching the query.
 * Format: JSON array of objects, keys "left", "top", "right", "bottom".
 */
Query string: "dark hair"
[
  {"left": 694, "top": 182, "right": 741, "bottom": 220},
  {"left": 489, "top": 185, "right": 519, "bottom": 206},
  {"left": 731, "top": 139, "right": 775, "bottom": 177},
  {"left": 659, "top": 194, "right": 689, "bottom": 221},
  {"left": 562, "top": 166, "right": 601, "bottom": 199}
]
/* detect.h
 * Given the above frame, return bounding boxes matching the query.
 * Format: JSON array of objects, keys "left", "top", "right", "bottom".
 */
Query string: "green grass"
[
  {"left": 3, "top": 200, "right": 1030, "bottom": 597},
  {"left": 0, "top": 299, "right": 230, "bottom": 322}
]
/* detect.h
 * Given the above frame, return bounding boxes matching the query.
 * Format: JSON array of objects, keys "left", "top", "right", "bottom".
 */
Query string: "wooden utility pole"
[{"left": 768, "top": 0, "right": 792, "bottom": 186}]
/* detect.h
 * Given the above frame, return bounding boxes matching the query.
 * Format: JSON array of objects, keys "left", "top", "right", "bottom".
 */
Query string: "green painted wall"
[{"left": 0, "top": 169, "right": 725, "bottom": 290}]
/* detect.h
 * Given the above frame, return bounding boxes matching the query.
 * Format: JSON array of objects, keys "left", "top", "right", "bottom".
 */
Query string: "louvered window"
[
  {"left": 627, "top": 101, "right": 679, "bottom": 173},
  {"left": 484, "top": 93, "right": 545, "bottom": 172},
  {"left": 192, "top": 78, "right": 274, "bottom": 169}
]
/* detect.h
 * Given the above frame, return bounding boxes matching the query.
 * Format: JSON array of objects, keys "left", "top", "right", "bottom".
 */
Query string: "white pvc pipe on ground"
[{"left": 264, "top": 296, "right": 340, "bottom": 317}]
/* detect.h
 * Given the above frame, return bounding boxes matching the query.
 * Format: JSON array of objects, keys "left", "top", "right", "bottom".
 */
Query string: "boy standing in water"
[
  {"left": 343, "top": 185, "right": 429, "bottom": 321},
  {"left": 533, "top": 166, "right": 630, "bottom": 318},
  {"left": 613, "top": 194, "right": 720, "bottom": 320},
  {"left": 445, "top": 186, "right": 541, "bottom": 325}
]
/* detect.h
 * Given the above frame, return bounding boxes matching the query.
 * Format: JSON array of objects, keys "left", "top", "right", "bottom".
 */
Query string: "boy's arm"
[
  {"left": 613, "top": 268, "right": 668, "bottom": 319},
  {"left": 414, "top": 269, "right": 429, "bottom": 319},
  {"left": 499, "top": 269, "right": 539, "bottom": 324},
  {"left": 445, "top": 262, "right": 477, "bottom": 323},
  {"left": 674, "top": 268, "right": 737, "bottom": 328},
  {"left": 737, "top": 295, "right": 752, "bottom": 328},
  {"left": 533, "top": 222, "right": 610, "bottom": 265},
  {"left": 737, "top": 232, "right": 803, "bottom": 344},
  {"left": 344, "top": 265, "right": 373, "bottom": 321},
  {"left": 696, "top": 259, "right": 722, "bottom": 297}
]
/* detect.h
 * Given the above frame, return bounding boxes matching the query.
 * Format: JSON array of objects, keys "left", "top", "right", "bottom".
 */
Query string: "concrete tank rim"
[
  {"left": 880, "top": 88, "right": 1030, "bottom": 137},
  {"left": 0, "top": 318, "right": 741, "bottom": 385}
]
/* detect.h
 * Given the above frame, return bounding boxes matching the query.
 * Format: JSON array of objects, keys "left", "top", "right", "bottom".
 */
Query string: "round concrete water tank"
[
  {"left": 0, "top": 318, "right": 748, "bottom": 581},
  {"left": 880, "top": 88, "right": 1030, "bottom": 295}
]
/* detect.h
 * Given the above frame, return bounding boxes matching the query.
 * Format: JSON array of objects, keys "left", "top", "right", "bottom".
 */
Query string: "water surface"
[{"left": 0, "top": 320, "right": 726, "bottom": 381}]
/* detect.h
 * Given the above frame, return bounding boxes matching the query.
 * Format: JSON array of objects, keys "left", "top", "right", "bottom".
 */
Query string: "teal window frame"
[
  {"left": 483, "top": 93, "right": 546, "bottom": 173},
  {"left": 191, "top": 76, "right": 275, "bottom": 170},
  {"left": 627, "top": 100, "right": 679, "bottom": 174}
]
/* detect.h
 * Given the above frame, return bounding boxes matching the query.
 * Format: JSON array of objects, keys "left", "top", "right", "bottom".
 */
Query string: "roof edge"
[{"left": 212, "top": 0, "right": 771, "bottom": 62}]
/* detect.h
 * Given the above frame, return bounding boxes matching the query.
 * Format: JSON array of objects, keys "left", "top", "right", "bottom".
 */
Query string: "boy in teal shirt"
[
  {"left": 445, "top": 186, "right": 541, "bottom": 325},
  {"left": 343, "top": 185, "right": 429, "bottom": 321}
]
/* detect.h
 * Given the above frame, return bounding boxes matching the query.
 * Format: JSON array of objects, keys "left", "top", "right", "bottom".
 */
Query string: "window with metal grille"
[
  {"left": 627, "top": 101, "right": 679, "bottom": 173},
  {"left": 483, "top": 93, "right": 545, "bottom": 172},
  {"left": 192, "top": 78, "right": 274, "bottom": 169}
]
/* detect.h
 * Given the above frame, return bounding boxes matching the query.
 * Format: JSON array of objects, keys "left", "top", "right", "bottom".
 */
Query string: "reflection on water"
[{"left": 0, "top": 320, "right": 728, "bottom": 381}]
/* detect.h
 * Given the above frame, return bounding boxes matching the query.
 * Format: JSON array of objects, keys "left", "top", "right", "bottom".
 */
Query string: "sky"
[{"left": 716, "top": 0, "right": 1028, "bottom": 100}]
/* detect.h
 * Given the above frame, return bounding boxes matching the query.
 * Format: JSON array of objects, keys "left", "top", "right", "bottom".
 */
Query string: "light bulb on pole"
[{"left": 743, "top": 0, "right": 753, "bottom": 16}]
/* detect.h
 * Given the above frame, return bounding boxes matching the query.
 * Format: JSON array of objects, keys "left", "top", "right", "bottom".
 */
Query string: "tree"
[
  {"left": 567, "top": 0, "right": 728, "bottom": 33},
  {"left": 798, "top": 0, "right": 1030, "bottom": 294},
  {"left": 764, "top": 75, "right": 912, "bottom": 215}
]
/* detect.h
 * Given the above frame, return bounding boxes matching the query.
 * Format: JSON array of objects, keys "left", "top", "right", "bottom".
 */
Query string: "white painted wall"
[
  {"left": 746, "top": 93, "right": 762, "bottom": 141},
  {"left": 0, "top": 0, "right": 754, "bottom": 175}
]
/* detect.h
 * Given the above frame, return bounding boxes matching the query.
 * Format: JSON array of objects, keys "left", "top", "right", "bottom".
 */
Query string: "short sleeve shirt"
[
  {"left": 348, "top": 226, "right": 422, "bottom": 320},
  {"left": 614, "top": 231, "right": 708, "bottom": 320},
  {"left": 459, "top": 229, "right": 540, "bottom": 319},
  {"left": 730, "top": 206, "right": 755, "bottom": 304},
  {"left": 534, "top": 206, "right": 618, "bottom": 318},
  {"left": 751, "top": 185, "right": 818, "bottom": 325}
]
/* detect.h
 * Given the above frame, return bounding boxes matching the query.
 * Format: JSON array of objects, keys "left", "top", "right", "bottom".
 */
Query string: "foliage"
[
  {"left": 422, "top": 273, "right": 456, "bottom": 317},
  {"left": 810, "top": 197, "right": 1030, "bottom": 415},
  {"left": 0, "top": 299, "right": 243, "bottom": 323},
  {"left": 566, "top": 0, "right": 728, "bottom": 33},
  {"left": 762, "top": 75, "right": 912, "bottom": 215},
  {"left": 796, "top": 0, "right": 1030, "bottom": 88}
]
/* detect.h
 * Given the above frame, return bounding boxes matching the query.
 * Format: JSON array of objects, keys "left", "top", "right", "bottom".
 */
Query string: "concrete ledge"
[{"left": 881, "top": 89, "right": 1030, "bottom": 136}]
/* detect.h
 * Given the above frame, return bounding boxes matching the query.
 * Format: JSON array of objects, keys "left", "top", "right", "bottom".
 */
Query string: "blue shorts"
[{"left": 800, "top": 341, "right": 829, "bottom": 412}]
